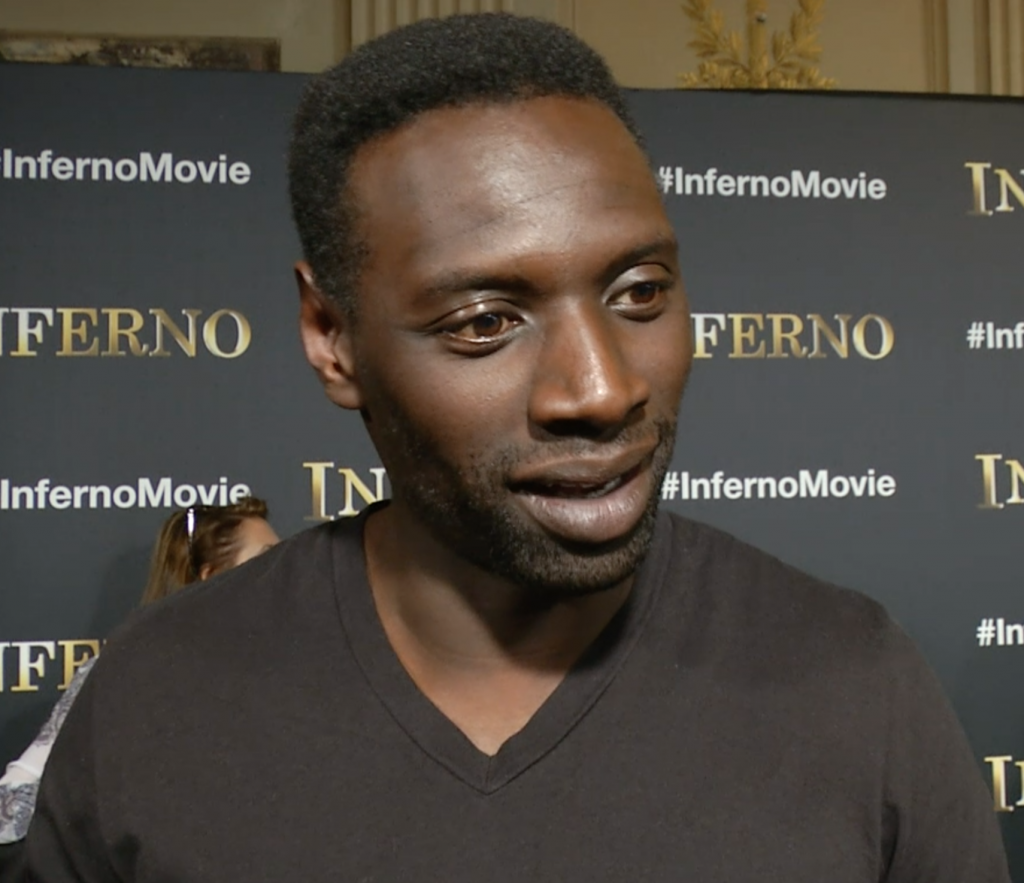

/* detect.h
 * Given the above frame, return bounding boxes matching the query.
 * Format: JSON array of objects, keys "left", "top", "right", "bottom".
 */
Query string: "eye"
[
  {"left": 437, "top": 306, "right": 523, "bottom": 353},
  {"left": 460, "top": 312, "right": 508, "bottom": 339},
  {"left": 610, "top": 278, "right": 670, "bottom": 317},
  {"left": 624, "top": 282, "right": 662, "bottom": 305}
]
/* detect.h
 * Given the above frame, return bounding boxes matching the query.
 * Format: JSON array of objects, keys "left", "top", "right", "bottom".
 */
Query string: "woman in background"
[
  {"left": 140, "top": 495, "right": 279, "bottom": 603},
  {"left": 0, "top": 496, "right": 278, "bottom": 845}
]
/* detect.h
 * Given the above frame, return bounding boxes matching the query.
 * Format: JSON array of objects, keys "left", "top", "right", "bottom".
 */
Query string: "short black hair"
[{"left": 288, "top": 12, "right": 643, "bottom": 315}]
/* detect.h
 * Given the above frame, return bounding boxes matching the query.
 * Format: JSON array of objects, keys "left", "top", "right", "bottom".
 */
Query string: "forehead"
[{"left": 346, "top": 97, "right": 667, "bottom": 287}]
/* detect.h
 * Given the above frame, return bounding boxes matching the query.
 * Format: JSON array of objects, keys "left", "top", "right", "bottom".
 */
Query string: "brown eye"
[
  {"left": 616, "top": 281, "right": 666, "bottom": 310},
  {"left": 629, "top": 282, "right": 661, "bottom": 304},
  {"left": 468, "top": 313, "right": 506, "bottom": 337},
  {"left": 444, "top": 309, "right": 519, "bottom": 345},
  {"left": 607, "top": 276, "right": 670, "bottom": 322}
]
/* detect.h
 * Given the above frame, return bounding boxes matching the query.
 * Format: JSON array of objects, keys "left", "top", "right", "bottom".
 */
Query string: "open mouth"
[
  {"left": 509, "top": 460, "right": 651, "bottom": 545},
  {"left": 514, "top": 463, "right": 643, "bottom": 500}
]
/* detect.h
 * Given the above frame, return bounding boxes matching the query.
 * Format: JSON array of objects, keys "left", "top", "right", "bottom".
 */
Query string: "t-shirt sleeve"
[
  {"left": 881, "top": 622, "right": 1010, "bottom": 883},
  {"left": 21, "top": 662, "right": 120, "bottom": 882},
  {"left": 0, "top": 657, "right": 99, "bottom": 846}
]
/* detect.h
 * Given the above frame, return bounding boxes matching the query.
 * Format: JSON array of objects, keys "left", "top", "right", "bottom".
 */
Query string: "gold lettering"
[
  {"left": 57, "top": 308, "right": 100, "bottom": 356},
  {"left": 1006, "top": 459, "right": 1024, "bottom": 505},
  {"left": 11, "top": 308, "right": 54, "bottom": 357},
  {"left": 807, "top": 314, "right": 851, "bottom": 359},
  {"left": 0, "top": 641, "right": 8, "bottom": 692},
  {"left": 852, "top": 315, "right": 895, "bottom": 360},
  {"left": 203, "top": 309, "right": 251, "bottom": 359},
  {"left": 995, "top": 168, "right": 1024, "bottom": 213},
  {"left": 150, "top": 308, "right": 201, "bottom": 357},
  {"left": 337, "top": 467, "right": 387, "bottom": 517},
  {"left": 966, "top": 162, "right": 993, "bottom": 216},
  {"left": 10, "top": 641, "right": 56, "bottom": 692},
  {"left": 976, "top": 454, "right": 1004, "bottom": 509},
  {"left": 58, "top": 639, "right": 100, "bottom": 689},
  {"left": 303, "top": 461, "right": 334, "bottom": 521},
  {"left": 767, "top": 313, "right": 806, "bottom": 358},
  {"left": 987, "top": 755, "right": 1015, "bottom": 812},
  {"left": 690, "top": 314, "right": 726, "bottom": 359},
  {"left": 102, "top": 308, "right": 149, "bottom": 356},
  {"left": 728, "top": 314, "right": 765, "bottom": 359}
]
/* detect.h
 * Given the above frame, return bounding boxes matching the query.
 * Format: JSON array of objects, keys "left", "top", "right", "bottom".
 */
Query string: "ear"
[
  {"left": 198, "top": 562, "right": 216, "bottom": 581},
  {"left": 295, "top": 261, "right": 364, "bottom": 410}
]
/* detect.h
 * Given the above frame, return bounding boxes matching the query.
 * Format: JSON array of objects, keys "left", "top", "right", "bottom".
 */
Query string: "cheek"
[
  {"left": 232, "top": 544, "right": 261, "bottom": 568},
  {"left": 642, "top": 312, "right": 692, "bottom": 403},
  {"left": 369, "top": 351, "right": 528, "bottom": 451}
]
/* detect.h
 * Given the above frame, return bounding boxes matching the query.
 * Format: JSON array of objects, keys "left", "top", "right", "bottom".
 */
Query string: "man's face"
[{"left": 338, "top": 96, "right": 692, "bottom": 596}]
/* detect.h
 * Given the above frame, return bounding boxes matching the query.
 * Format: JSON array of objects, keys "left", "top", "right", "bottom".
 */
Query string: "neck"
[
  {"left": 363, "top": 501, "right": 632, "bottom": 672},
  {"left": 362, "top": 501, "right": 633, "bottom": 755}
]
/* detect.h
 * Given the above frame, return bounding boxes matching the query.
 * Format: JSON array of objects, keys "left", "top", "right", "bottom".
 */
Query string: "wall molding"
[
  {"left": 933, "top": 0, "right": 1024, "bottom": 94},
  {"left": 925, "top": 0, "right": 951, "bottom": 91}
]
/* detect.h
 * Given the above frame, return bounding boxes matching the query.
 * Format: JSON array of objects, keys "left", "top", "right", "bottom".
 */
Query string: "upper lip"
[{"left": 508, "top": 445, "right": 655, "bottom": 491}]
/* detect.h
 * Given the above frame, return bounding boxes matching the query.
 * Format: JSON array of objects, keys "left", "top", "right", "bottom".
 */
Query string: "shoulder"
[
  {"left": 654, "top": 517, "right": 1009, "bottom": 882},
  {"left": 35, "top": 655, "right": 98, "bottom": 744},
  {"left": 660, "top": 513, "right": 910, "bottom": 675},
  {"left": 92, "top": 518, "right": 362, "bottom": 691}
]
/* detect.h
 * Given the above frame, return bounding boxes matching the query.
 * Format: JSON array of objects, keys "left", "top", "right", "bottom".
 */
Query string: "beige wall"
[
  {"left": 579, "top": 0, "right": 1024, "bottom": 96},
  {"left": 1, "top": 0, "right": 1022, "bottom": 95},
  {"left": 576, "top": 0, "right": 932, "bottom": 93}
]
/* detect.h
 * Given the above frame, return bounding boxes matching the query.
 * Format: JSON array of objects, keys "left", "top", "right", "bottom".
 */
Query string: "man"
[{"left": 22, "top": 13, "right": 1009, "bottom": 881}]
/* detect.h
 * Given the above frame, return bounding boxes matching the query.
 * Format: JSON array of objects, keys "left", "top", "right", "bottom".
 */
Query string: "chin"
[{"left": 456, "top": 494, "right": 661, "bottom": 599}]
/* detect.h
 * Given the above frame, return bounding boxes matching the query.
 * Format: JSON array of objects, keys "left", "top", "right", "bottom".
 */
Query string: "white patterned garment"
[{"left": 0, "top": 656, "right": 97, "bottom": 843}]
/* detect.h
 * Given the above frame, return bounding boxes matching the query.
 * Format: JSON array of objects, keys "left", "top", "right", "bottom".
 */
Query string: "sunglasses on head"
[{"left": 184, "top": 506, "right": 208, "bottom": 581}]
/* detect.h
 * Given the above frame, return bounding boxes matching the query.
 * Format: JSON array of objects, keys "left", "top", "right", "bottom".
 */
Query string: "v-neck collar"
[{"left": 331, "top": 506, "right": 671, "bottom": 795}]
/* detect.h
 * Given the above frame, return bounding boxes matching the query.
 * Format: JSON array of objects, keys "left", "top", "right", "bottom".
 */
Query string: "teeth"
[
  {"left": 544, "top": 475, "right": 623, "bottom": 499},
  {"left": 586, "top": 476, "right": 622, "bottom": 497}
]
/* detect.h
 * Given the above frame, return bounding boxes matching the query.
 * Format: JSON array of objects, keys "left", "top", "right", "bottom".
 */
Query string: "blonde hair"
[{"left": 140, "top": 496, "right": 270, "bottom": 605}]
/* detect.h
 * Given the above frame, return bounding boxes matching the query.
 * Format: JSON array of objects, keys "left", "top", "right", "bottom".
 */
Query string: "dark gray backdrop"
[{"left": 1, "top": 64, "right": 1021, "bottom": 873}]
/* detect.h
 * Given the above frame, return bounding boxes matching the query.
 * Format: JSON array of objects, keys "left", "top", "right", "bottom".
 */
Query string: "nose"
[{"left": 528, "top": 302, "right": 650, "bottom": 439}]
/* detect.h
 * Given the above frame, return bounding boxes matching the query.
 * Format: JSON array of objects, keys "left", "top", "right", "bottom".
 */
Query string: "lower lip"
[{"left": 514, "top": 467, "right": 652, "bottom": 545}]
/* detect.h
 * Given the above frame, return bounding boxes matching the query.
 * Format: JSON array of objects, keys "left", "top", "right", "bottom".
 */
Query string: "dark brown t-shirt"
[{"left": 22, "top": 511, "right": 1009, "bottom": 881}]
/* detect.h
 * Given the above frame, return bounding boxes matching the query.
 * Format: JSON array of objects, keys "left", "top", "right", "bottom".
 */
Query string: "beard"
[{"left": 367, "top": 399, "right": 677, "bottom": 599}]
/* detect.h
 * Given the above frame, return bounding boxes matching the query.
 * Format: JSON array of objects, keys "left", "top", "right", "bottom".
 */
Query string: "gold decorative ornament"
[{"left": 679, "top": 0, "right": 836, "bottom": 90}]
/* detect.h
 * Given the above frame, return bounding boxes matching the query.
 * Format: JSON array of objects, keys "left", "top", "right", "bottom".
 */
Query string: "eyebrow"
[
  {"left": 597, "top": 235, "right": 679, "bottom": 289},
  {"left": 419, "top": 234, "right": 679, "bottom": 301},
  {"left": 420, "top": 270, "right": 533, "bottom": 302}
]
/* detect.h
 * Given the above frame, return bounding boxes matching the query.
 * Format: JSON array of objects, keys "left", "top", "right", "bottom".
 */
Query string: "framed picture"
[{"left": 0, "top": 31, "right": 280, "bottom": 71}]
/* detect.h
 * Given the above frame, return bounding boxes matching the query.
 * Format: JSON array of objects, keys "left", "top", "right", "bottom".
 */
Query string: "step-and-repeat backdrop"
[{"left": 1, "top": 64, "right": 1022, "bottom": 872}]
